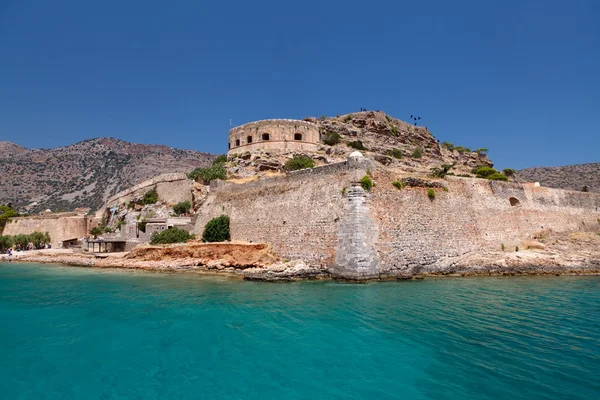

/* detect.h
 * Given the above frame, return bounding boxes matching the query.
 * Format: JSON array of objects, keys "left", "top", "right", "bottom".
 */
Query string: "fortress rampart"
[
  {"left": 106, "top": 173, "right": 192, "bottom": 208},
  {"left": 195, "top": 157, "right": 600, "bottom": 279},
  {"left": 227, "top": 119, "right": 320, "bottom": 155},
  {"left": 3, "top": 215, "right": 89, "bottom": 246}
]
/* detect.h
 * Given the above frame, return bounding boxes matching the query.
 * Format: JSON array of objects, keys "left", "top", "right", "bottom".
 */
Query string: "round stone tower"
[{"left": 227, "top": 119, "right": 320, "bottom": 155}]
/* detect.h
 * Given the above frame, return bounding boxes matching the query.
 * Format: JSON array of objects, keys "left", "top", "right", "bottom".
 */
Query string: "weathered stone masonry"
[
  {"left": 227, "top": 119, "right": 320, "bottom": 155},
  {"left": 195, "top": 159, "right": 600, "bottom": 279}
]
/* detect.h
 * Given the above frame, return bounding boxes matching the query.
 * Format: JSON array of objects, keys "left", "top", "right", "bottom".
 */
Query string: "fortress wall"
[
  {"left": 371, "top": 176, "right": 600, "bottom": 274},
  {"left": 195, "top": 164, "right": 366, "bottom": 266},
  {"left": 3, "top": 216, "right": 89, "bottom": 245},
  {"left": 106, "top": 173, "right": 192, "bottom": 208},
  {"left": 228, "top": 119, "right": 320, "bottom": 155},
  {"left": 196, "top": 165, "right": 600, "bottom": 277}
]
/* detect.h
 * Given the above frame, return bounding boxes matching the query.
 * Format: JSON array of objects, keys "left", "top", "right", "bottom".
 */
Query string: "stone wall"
[
  {"left": 371, "top": 175, "right": 600, "bottom": 276},
  {"left": 3, "top": 215, "right": 89, "bottom": 246},
  {"left": 228, "top": 119, "right": 320, "bottom": 155},
  {"left": 194, "top": 159, "right": 600, "bottom": 279},
  {"left": 195, "top": 160, "right": 369, "bottom": 267},
  {"left": 106, "top": 173, "right": 192, "bottom": 208}
]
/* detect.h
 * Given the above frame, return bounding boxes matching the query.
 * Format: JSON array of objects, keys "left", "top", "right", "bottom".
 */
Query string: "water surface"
[{"left": 1, "top": 263, "right": 599, "bottom": 399}]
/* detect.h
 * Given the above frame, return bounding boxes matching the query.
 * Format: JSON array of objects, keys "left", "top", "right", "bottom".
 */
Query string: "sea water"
[{"left": 0, "top": 263, "right": 598, "bottom": 400}]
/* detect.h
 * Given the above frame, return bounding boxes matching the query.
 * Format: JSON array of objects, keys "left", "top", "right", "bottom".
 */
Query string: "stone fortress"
[
  {"left": 228, "top": 119, "right": 320, "bottom": 155},
  {"left": 5, "top": 110, "right": 600, "bottom": 280}
]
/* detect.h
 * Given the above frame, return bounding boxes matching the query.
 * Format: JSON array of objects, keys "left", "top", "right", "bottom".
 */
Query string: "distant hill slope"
[
  {"left": 516, "top": 163, "right": 600, "bottom": 193},
  {"left": 0, "top": 138, "right": 216, "bottom": 212}
]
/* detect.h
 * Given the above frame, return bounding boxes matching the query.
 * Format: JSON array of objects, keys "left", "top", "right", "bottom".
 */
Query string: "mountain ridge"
[
  {"left": 517, "top": 162, "right": 600, "bottom": 193},
  {"left": 0, "top": 137, "right": 216, "bottom": 212}
]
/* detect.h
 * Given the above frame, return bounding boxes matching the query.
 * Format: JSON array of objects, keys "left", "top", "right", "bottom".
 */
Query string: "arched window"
[
  {"left": 247, "top": 136, "right": 253, "bottom": 144},
  {"left": 235, "top": 139, "right": 240, "bottom": 147},
  {"left": 294, "top": 133, "right": 303, "bottom": 141},
  {"left": 262, "top": 133, "right": 270, "bottom": 141},
  {"left": 509, "top": 197, "right": 520, "bottom": 207},
  {"left": 228, "top": 142, "right": 231, "bottom": 149}
]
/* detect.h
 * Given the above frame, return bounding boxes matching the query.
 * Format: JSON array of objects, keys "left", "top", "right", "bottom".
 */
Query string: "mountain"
[
  {"left": 516, "top": 163, "right": 600, "bottom": 193},
  {"left": 0, "top": 138, "right": 216, "bottom": 212}
]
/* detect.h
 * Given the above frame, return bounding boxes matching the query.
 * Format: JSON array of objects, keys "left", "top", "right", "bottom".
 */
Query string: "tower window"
[
  {"left": 247, "top": 136, "right": 253, "bottom": 143},
  {"left": 262, "top": 133, "right": 270, "bottom": 141},
  {"left": 235, "top": 139, "right": 240, "bottom": 146},
  {"left": 294, "top": 133, "right": 303, "bottom": 141}
]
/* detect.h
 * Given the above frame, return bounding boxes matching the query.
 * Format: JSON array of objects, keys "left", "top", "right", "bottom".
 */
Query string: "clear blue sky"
[{"left": 1, "top": 0, "right": 598, "bottom": 169}]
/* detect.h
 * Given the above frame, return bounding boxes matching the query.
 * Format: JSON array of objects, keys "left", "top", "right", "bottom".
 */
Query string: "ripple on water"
[{"left": 0, "top": 263, "right": 599, "bottom": 400}]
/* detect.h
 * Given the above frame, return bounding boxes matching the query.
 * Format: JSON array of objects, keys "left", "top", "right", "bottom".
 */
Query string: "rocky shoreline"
[{"left": 2, "top": 243, "right": 599, "bottom": 282}]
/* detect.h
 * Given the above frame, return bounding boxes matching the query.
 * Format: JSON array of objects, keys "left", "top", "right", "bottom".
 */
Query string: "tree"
[
  {"left": 89, "top": 226, "right": 103, "bottom": 238},
  {"left": 173, "top": 201, "right": 192, "bottom": 216},
  {"left": 141, "top": 186, "right": 159, "bottom": 205},
  {"left": 0, "top": 235, "right": 13, "bottom": 252},
  {"left": 582, "top": 185, "right": 589, "bottom": 192},
  {"left": 0, "top": 205, "right": 18, "bottom": 233},
  {"left": 202, "top": 215, "right": 231, "bottom": 242}
]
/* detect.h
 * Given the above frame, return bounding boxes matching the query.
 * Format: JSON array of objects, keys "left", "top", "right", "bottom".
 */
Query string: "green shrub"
[
  {"left": 392, "top": 180, "right": 404, "bottom": 190},
  {"left": 212, "top": 154, "right": 227, "bottom": 165},
  {"left": 412, "top": 147, "right": 423, "bottom": 158},
  {"left": 387, "top": 148, "right": 403, "bottom": 159},
  {"left": 503, "top": 168, "right": 516, "bottom": 177},
  {"left": 202, "top": 215, "right": 231, "bottom": 242},
  {"left": 474, "top": 148, "right": 489, "bottom": 155},
  {"left": 173, "top": 200, "right": 192, "bottom": 216},
  {"left": 430, "top": 164, "right": 454, "bottom": 178},
  {"left": 284, "top": 156, "right": 315, "bottom": 171},
  {"left": 391, "top": 125, "right": 398, "bottom": 136},
  {"left": 188, "top": 163, "right": 227, "bottom": 183},
  {"left": 474, "top": 166, "right": 497, "bottom": 178},
  {"left": 427, "top": 188, "right": 435, "bottom": 200},
  {"left": 151, "top": 227, "right": 194, "bottom": 245},
  {"left": 360, "top": 175, "right": 374, "bottom": 191},
  {"left": 0, "top": 205, "right": 18, "bottom": 232},
  {"left": 385, "top": 115, "right": 392, "bottom": 123},
  {"left": 501, "top": 243, "right": 505, "bottom": 251},
  {"left": 441, "top": 142, "right": 455, "bottom": 151},
  {"left": 487, "top": 173, "right": 509, "bottom": 181},
  {"left": 454, "top": 146, "right": 471, "bottom": 154},
  {"left": 89, "top": 226, "right": 103, "bottom": 237},
  {"left": 322, "top": 132, "right": 341, "bottom": 146},
  {"left": 343, "top": 114, "right": 353, "bottom": 122},
  {"left": 348, "top": 140, "right": 367, "bottom": 151},
  {"left": 515, "top": 246, "right": 519, "bottom": 252},
  {"left": 0, "top": 235, "right": 13, "bottom": 251},
  {"left": 141, "top": 186, "right": 159, "bottom": 205}
]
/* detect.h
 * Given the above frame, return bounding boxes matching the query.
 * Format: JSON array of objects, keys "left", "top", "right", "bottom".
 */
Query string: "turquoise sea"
[{"left": 0, "top": 263, "right": 599, "bottom": 399}]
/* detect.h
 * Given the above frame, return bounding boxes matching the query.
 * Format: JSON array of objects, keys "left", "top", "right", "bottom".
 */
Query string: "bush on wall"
[
  {"left": 202, "top": 215, "right": 231, "bottom": 242},
  {"left": 284, "top": 156, "right": 315, "bottom": 171}
]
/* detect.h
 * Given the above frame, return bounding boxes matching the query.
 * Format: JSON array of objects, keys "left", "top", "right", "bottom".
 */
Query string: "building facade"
[{"left": 228, "top": 119, "right": 320, "bottom": 155}]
